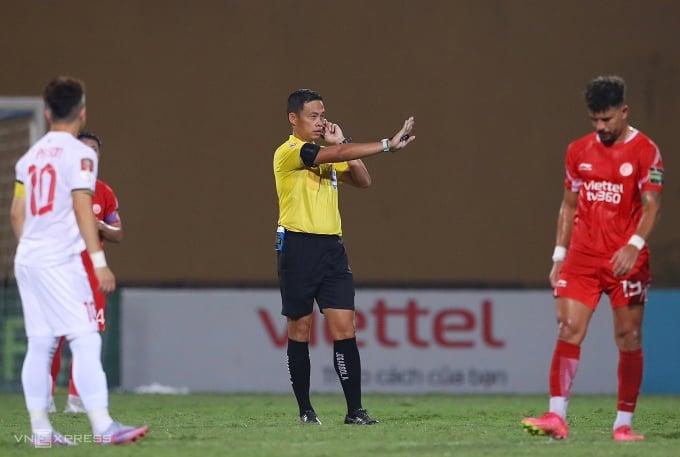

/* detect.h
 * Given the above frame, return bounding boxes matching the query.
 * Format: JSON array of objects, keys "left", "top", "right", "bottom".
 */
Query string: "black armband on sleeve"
[{"left": 300, "top": 143, "right": 321, "bottom": 167}]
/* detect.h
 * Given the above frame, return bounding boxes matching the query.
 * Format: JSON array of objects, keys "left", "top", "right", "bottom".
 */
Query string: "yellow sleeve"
[
  {"left": 274, "top": 143, "right": 305, "bottom": 172},
  {"left": 334, "top": 162, "right": 349, "bottom": 173},
  {"left": 14, "top": 181, "right": 25, "bottom": 198}
]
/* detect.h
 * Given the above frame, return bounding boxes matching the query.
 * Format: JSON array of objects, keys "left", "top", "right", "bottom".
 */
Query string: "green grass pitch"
[{"left": 1, "top": 393, "right": 678, "bottom": 456}]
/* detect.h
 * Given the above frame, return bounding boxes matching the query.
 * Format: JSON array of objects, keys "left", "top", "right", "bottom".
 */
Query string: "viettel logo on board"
[{"left": 258, "top": 299, "right": 505, "bottom": 349}]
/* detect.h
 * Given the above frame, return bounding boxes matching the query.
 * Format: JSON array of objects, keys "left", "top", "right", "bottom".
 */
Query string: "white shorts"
[{"left": 15, "top": 254, "right": 98, "bottom": 338}]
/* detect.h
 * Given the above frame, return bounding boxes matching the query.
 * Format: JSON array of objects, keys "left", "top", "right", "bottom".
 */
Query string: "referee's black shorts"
[{"left": 277, "top": 230, "right": 355, "bottom": 320}]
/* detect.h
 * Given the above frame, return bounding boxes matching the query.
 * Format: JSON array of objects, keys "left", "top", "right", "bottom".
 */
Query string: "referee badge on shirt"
[{"left": 331, "top": 169, "right": 338, "bottom": 189}]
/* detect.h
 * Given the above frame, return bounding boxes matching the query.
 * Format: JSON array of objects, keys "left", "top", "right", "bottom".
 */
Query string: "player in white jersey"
[{"left": 10, "top": 76, "right": 147, "bottom": 447}]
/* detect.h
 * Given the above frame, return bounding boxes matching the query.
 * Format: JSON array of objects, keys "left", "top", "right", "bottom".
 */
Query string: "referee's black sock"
[
  {"left": 287, "top": 339, "right": 313, "bottom": 415},
  {"left": 333, "top": 337, "right": 362, "bottom": 414}
]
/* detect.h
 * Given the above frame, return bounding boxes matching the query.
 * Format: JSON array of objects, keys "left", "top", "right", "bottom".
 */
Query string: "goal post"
[
  {"left": 0, "top": 97, "right": 44, "bottom": 391},
  {"left": 0, "top": 97, "right": 44, "bottom": 282},
  {"left": 0, "top": 96, "right": 45, "bottom": 145}
]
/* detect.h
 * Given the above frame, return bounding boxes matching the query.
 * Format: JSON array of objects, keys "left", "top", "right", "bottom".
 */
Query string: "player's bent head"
[
  {"left": 78, "top": 131, "right": 103, "bottom": 154},
  {"left": 585, "top": 75, "right": 626, "bottom": 113},
  {"left": 44, "top": 76, "right": 86, "bottom": 123},
  {"left": 287, "top": 89, "right": 323, "bottom": 115}
]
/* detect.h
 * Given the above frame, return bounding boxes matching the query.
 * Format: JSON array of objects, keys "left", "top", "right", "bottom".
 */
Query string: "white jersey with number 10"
[{"left": 14, "top": 131, "right": 98, "bottom": 268}]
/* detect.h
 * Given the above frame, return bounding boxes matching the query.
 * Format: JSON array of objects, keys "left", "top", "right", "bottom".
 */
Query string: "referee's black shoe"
[
  {"left": 344, "top": 408, "right": 379, "bottom": 425},
  {"left": 300, "top": 410, "right": 322, "bottom": 425}
]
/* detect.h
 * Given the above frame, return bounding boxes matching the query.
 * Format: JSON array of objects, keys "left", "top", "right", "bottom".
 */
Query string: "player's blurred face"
[
  {"left": 289, "top": 100, "right": 326, "bottom": 142},
  {"left": 589, "top": 105, "right": 628, "bottom": 146},
  {"left": 80, "top": 137, "right": 101, "bottom": 157}
]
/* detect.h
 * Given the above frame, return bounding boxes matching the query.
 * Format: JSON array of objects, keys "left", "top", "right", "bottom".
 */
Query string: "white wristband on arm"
[
  {"left": 90, "top": 251, "right": 107, "bottom": 268},
  {"left": 552, "top": 246, "right": 567, "bottom": 262},
  {"left": 381, "top": 138, "right": 390, "bottom": 152},
  {"left": 628, "top": 234, "right": 645, "bottom": 250}
]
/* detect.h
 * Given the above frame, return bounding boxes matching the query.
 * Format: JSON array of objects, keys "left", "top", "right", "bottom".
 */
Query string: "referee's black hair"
[
  {"left": 585, "top": 76, "right": 626, "bottom": 113},
  {"left": 77, "top": 131, "right": 103, "bottom": 148},
  {"left": 287, "top": 89, "right": 323, "bottom": 115},
  {"left": 43, "top": 76, "right": 85, "bottom": 122}
]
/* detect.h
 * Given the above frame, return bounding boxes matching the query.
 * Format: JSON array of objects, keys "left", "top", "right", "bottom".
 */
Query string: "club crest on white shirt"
[{"left": 619, "top": 162, "right": 633, "bottom": 177}]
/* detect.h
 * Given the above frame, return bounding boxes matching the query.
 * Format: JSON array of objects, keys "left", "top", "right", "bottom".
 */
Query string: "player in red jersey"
[
  {"left": 522, "top": 76, "right": 663, "bottom": 441},
  {"left": 50, "top": 131, "right": 123, "bottom": 413}
]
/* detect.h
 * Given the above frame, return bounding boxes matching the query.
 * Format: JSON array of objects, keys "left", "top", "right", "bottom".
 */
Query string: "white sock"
[
  {"left": 67, "top": 332, "right": 113, "bottom": 433},
  {"left": 614, "top": 411, "right": 633, "bottom": 430},
  {"left": 21, "top": 335, "right": 59, "bottom": 433},
  {"left": 549, "top": 396, "right": 568, "bottom": 419},
  {"left": 88, "top": 408, "right": 114, "bottom": 434},
  {"left": 28, "top": 409, "right": 52, "bottom": 434}
]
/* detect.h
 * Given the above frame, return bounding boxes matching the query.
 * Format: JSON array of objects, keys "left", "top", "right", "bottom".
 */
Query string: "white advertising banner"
[{"left": 121, "top": 289, "right": 617, "bottom": 393}]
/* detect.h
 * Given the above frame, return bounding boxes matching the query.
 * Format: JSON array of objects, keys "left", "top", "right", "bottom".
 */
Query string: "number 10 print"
[{"left": 28, "top": 164, "right": 56, "bottom": 216}]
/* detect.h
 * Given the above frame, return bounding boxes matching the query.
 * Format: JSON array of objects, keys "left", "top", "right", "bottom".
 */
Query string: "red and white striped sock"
[{"left": 548, "top": 340, "right": 581, "bottom": 419}]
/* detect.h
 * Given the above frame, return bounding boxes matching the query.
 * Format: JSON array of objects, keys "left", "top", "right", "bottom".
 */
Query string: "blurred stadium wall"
[{"left": 0, "top": 1, "right": 678, "bottom": 393}]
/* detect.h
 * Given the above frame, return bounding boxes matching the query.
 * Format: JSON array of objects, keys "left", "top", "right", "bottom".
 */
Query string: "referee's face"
[{"left": 291, "top": 100, "right": 326, "bottom": 143}]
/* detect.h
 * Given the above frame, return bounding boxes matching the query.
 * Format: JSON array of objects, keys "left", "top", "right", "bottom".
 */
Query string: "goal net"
[{"left": 0, "top": 97, "right": 44, "bottom": 391}]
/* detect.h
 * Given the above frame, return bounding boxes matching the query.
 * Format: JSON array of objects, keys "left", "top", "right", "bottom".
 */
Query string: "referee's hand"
[
  {"left": 323, "top": 120, "right": 345, "bottom": 144},
  {"left": 388, "top": 117, "right": 416, "bottom": 151}
]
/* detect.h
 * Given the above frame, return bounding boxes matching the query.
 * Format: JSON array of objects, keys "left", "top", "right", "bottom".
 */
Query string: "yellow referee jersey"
[{"left": 274, "top": 135, "right": 349, "bottom": 235}]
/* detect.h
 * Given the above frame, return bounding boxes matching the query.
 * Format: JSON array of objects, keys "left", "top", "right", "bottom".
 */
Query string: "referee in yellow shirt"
[{"left": 273, "top": 89, "right": 415, "bottom": 425}]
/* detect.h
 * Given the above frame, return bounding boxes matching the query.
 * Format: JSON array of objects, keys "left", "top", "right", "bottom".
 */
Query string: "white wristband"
[
  {"left": 381, "top": 138, "right": 390, "bottom": 152},
  {"left": 628, "top": 234, "right": 645, "bottom": 250},
  {"left": 551, "top": 246, "right": 567, "bottom": 262},
  {"left": 90, "top": 251, "right": 107, "bottom": 268}
]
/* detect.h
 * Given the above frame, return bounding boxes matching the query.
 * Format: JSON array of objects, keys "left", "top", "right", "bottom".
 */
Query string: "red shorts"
[
  {"left": 554, "top": 249, "right": 650, "bottom": 309},
  {"left": 80, "top": 250, "right": 107, "bottom": 331}
]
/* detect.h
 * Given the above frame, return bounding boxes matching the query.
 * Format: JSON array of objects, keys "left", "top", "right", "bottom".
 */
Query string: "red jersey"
[
  {"left": 93, "top": 179, "right": 120, "bottom": 245},
  {"left": 565, "top": 128, "right": 663, "bottom": 258},
  {"left": 89, "top": 179, "right": 119, "bottom": 330}
]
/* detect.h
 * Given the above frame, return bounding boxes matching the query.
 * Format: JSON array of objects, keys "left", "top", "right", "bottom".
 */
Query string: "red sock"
[
  {"left": 50, "top": 337, "right": 66, "bottom": 395},
  {"left": 549, "top": 340, "right": 581, "bottom": 397},
  {"left": 68, "top": 358, "right": 79, "bottom": 396},
  {"left": 618, "top": 349, "right": 643, "bottom": 412}
]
